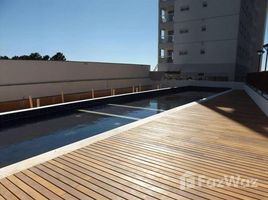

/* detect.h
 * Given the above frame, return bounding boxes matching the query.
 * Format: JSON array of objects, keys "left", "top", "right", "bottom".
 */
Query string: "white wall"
[
  {"left": 0, "top": 60, "right": 152, "bottom": 102},
  {"left": 0, "top": 60, "right": 149, "bottom": 85},
  {"left": 159, "top": 80, "right": 244, "bottom": 90},
  {"left": 174, "top": 0, "right": 241, "bottom": 22}
]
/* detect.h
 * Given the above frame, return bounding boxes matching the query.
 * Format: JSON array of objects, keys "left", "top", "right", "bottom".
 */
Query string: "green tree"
[
  {"left": 19, "top": 55, "right": 30, "bottom": 60},
  {"left": 0, "top": 56, "right": 9, "bottom": 60},
  {"left": 11, "top": 56, "right": 19, "bottom": 60},
  {"left": 29, "top": 52, "right": 42, "bottom": 60},
  {"left": 42, "top": 55, "right": 50, "bottom": 60},
  {"left": 50, "top": 52, "right": 66, "bottom": 61}
]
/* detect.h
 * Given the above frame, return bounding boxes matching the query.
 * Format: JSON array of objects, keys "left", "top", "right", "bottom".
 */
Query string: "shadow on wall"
[{"left": 199, "top": 90, "right": 268, "bottom": 138}]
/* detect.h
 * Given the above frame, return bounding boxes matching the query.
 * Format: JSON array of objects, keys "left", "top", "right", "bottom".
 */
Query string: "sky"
[
  {"left": 0, "top": 0, "right": 158, "bottom": 67},
  {"left": 0, "top": 0, "right": 268, "bottom": 70}
]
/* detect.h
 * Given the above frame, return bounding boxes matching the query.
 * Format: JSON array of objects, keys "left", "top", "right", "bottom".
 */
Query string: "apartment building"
[{"left": 158, "top": 0, "right": 267, "bottom": 81}]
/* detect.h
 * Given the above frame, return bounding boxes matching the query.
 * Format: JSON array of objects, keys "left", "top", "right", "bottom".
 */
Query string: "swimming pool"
[{"left": 0, "top": 87, "right": 226, "bottom": 167}]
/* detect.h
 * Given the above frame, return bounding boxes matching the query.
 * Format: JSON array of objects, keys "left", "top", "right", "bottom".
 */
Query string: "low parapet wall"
[
  {"left": 244, "top": 85, "right": 268, "bottom": 117},
  {"left": 0, "top": 60, "right": 151, "bottom": 102}
]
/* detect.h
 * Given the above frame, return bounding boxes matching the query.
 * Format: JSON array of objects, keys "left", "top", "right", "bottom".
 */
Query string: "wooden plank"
[
  {"left": 7, "top": 176, "right": 48, "bottom": 200},
  {"left": 0, "top": 90, "right": 267, "bottom": 200},
  {"left": 22, "top": 170, "right": 71, "bottom": 199},
  {"left": 1, "top": 178, "right": 33, "bottom": 200},
  {"left": 48, "top": 159, "right": 141, "bottom": 200},
  {"left": 0, "top": 183, "right": 19, "bottom": 200},
  {"left": 15, "top": 172, "right": 62, "bottom": 200}
]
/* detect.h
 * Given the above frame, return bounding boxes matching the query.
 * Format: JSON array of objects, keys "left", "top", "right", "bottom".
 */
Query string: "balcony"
[
  {"left": 160, "top": 0, "right": 175, "bottom": 7},
  {"left": 160, "top": 35, "right": 174, "bottom": 43},
  {"left": 161, "top": 14, "right": 174, "bottom": 23},
  {"left": 159, "top": 56, "right": 173, "bottom": 63}
]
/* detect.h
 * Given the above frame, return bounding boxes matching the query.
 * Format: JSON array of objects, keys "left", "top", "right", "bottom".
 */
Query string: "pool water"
[{"left": 0, "top": 91, "right": 215, "bottom": 167}]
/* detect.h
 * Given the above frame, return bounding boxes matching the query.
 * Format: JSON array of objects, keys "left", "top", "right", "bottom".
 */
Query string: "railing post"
[
  {"left": 132, "top": 86, "right": 135, "bottom": 93},
  {"left": 91, "top": 88, "right": 95, "bottom": 98},
  {"left": 61, "top": 91, "right": 65, "bottom": 103},
  {"left": 36, "top": 99, "right": 40, "bottom": 107},
  {"left": 29, "top": 96, "right": 33, "bottom": 108}
]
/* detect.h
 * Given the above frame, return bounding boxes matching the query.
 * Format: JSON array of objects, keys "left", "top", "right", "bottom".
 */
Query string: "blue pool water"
[{"left": 0, "top": 91, "right": 215, "bottom": 167}]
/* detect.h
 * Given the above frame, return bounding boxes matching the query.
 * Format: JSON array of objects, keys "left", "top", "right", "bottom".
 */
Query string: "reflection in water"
[{"left": 0, "top": 91, "right": 215, "bottom": 167}]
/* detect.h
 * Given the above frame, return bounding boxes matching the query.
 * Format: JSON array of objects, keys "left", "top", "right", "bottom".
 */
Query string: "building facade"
[{"left": 158, "top": 0, "right": 267, "bottom": 81}]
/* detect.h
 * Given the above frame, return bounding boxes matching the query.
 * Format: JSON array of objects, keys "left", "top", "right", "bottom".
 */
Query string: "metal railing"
[
  {"left": 159, "top": 57, "right": 173, "bottom": 63},
  {"left": 246, "top": 72, "right": 268, "bottom": 98},
  {"left": 160, "top": 0, "right": 175, "bottom": 5},
  {"left": 160, "top": 35, "right": 174, "bottom": 43},
  {"left": 161, "top": 14, "right": 174, "bottom": 23}
]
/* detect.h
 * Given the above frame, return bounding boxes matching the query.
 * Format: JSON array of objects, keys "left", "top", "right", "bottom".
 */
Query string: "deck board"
[{"left": 0, "top": 90, "right": 268, "bottom": 200}]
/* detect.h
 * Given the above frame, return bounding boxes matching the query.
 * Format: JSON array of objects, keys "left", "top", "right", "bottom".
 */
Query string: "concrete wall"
[
  {"left": 0, "top": 60, "right": 152, "bottom": 102},
  {"left": 244, "top": 85, "right": 268, "bottom": 117},
  {"left": 158, "top": 79, "right": 244, "bottom": 90},
  {"left": 174, "top": 0, "right": 241, "bottom": 21},
  {"left": 158, "top": 0, "right": 267, "bottom": 81}
]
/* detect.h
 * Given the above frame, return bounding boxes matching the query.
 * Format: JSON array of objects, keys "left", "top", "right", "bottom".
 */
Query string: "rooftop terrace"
[{"left": 0, "top": 90, "right": 267, "bottom": 199}]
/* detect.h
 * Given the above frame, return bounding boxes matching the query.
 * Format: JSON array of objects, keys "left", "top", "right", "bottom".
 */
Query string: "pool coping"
[{"left": 0, "top": 89, "right": 233, "bottom": 180}]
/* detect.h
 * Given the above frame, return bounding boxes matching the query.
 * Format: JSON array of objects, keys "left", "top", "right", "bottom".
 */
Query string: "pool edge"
[{"left": 0, "top": 89, "right": 233, "bottom": 180}]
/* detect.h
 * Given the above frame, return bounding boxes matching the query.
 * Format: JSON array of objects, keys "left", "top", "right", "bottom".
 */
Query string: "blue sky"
[
  {"left": 0, "top": 0, "right": 267, "bottom": 70},
  {"left": 0, "top": 0, "right": 158, "bottom": 67}
]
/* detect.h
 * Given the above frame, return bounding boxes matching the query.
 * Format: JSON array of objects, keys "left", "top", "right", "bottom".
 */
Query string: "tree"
[
  {"left": 2, "top": 52, "right": 66, "bottom": 61},
  {"left": 29, "top": 52, "right": 42, "bottom": 60},
  {"left": 50, "top": 52, "right": 66, "bottom": 61},
  {"left": 42, "top": 55, "right": 50, "bottom": 60},
  {"left": 19, "top": 55, "right": 30, "bottom": 60},
  {"left": 11, "top": 56, "right": 19, "bottom": 60},
  {"left": 0, "top": 56, "right": 9, "bottom": 60}
]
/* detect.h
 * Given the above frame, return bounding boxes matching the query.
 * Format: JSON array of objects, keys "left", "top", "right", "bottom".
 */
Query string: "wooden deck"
[{"left": 0, "top": 90, "right": 267, "bottom": 200}]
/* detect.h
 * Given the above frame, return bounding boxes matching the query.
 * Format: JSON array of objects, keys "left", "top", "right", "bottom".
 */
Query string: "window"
[
  {"left": 200, "top": 49, "right": 206, "bottom": 55},
  {"left": 160, "top": 29, "right": 165, "bottom": 39},
  {"left": 203, "top": 1, "right": 208, "bottom": 7},
  {"left": 160, "top": 49, "right": 165, "bottom": 58},
  {"left": 180, "top": 28, "right": 189, "bottom": 34},
  {"left": 201, "top": 25, "right": 207, "bottom": 32},
  {"left": 180, "top": 5, "right": 190, "bottom": 11},
  {"left": 179, "top": 50, "right": 188, "bottom": 55}
]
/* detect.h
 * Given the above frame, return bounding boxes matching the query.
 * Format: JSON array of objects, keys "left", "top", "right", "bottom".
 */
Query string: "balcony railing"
[
  {"left": 160, "top": 35, "right": 174, "bottom": 43},
  {"left": 159, "top": 57, "right": 173, "bottom": 63},
  {"left": 160, "top": 0, "right": 175, "bottom": 6},
  {"left": 161, "top": 14, "right": 174, "bottom": 23}
]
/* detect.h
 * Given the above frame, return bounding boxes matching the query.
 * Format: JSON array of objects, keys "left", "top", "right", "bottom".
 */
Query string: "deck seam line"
[
  {"left": 83, "top": 145, "right": 267, "bottom": 198},
  {"left": 43, "top": 162, "right": 115, "bottom": 200},
  {"left": 49, "top": 159, "right": 141, "bottom": 200},
  {"left": 54, "top": 157, "right": 151, "bottom": 200},
  {"left": 71, "top": 150, "right": 231, "bottom": 200},
  {"left": 62, "top": 154, "right": 185, "bottom": 200},
  {"left": 59, "top": 155, "right": 167, "bottom": 200},
  {"left": 33, "top": 165, "right": 95, "bottom": 200},
  {"left": 26, "top": 169, "right": 75, "bottom": 200}
]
